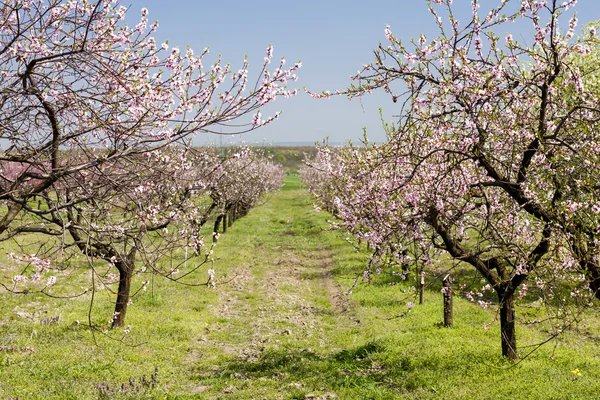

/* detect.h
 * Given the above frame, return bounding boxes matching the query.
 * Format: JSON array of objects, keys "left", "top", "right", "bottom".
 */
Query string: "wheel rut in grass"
[{"left": 189, "top": 185, "right": 359, "bottom": 371}]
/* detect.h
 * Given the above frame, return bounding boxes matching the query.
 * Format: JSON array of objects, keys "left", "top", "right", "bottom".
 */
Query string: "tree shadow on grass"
[
  {"left": 299, "top": 270, "right": 334, "bottom": 281},
  {"left": 192, "top": 340, "right": 433, "bottom": 398}
]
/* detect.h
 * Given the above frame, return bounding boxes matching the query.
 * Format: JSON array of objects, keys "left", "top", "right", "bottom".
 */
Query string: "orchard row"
[
  {"left": 301, "top": 0, "right": 600, "bottom": 360},
  {"left": 0, "top": 0, "right": 291, "bottom": 328}
]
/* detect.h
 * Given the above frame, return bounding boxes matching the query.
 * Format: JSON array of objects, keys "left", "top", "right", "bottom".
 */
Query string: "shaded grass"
[{"left": 0, "top": 175, "right": 599, "bottom": 398}]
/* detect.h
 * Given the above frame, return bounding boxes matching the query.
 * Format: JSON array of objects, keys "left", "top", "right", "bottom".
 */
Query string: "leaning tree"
[
  {"left": 0, "top": 0, "right": 300, "bottom": 326},
  {"left": 308, "top": 0, "right": 600, "bottom": 359}
]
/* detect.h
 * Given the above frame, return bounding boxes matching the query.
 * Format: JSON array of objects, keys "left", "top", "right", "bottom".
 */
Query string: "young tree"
[
  {"left": 43, "top": 147, "right": 218, "bottom": 327},
  {"left": 308, "top": 0, "right": 600, "bottom": 359},
  {"left": 0, "top": 0, "right": 300, "bottom": 326}
]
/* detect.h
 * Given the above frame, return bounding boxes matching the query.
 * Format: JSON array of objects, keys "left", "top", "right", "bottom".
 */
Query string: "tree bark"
[
  {"left": 0, "top": 203, "right": 23, "bottom": 235},
  {"left": 112, "top": 254, "right": 136, "bottom": 328},
  {"left": 589, "top": 269, "right": 600, "bottom": 301},
  {"left": 222, "top": 213, "right": 227, "bottom": 233},
  {"left": 443, "top": 274, "right": 453, "bottom": 327},
  {"left": 497, "top": 287, "right": 517, "bottom": 360}
]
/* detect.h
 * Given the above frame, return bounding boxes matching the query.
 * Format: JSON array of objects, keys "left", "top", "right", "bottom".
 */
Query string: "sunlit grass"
[{"left": 0, "top": 175, "right": 599, "bottom": 398}]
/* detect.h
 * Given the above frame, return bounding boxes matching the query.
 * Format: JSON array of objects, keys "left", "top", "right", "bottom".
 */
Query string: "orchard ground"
[{"left": 1, "top": 174, "right": 600, "bottom": 399}]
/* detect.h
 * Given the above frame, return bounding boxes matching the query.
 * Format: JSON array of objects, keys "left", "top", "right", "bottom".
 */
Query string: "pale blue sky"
[{"left": 124, "top": 0, "right": 600, "bottom": 145}]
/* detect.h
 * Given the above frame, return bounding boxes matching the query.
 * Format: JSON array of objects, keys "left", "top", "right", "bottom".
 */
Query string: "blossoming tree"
[
  {"left": 307, "top": 0, "right": 600, "bottom": 359},
  {"left": 0, "top": 0, "right": 299, "bottom": 327}
]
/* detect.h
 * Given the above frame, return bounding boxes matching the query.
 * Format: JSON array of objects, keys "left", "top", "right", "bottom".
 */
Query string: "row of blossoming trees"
[
  {"left": 208, "top": 148, "right": 285, "bottom": 235},
  {"left": 0, "top": 0, "right": 295, "bottom": 327},
  {"left": 302, "top": 0, "right": 600, "bottom": 360}
]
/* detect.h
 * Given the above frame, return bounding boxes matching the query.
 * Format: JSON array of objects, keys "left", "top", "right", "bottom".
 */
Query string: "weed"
[{"left": 96, "top": 367, "right": 158, "bottom": 398}]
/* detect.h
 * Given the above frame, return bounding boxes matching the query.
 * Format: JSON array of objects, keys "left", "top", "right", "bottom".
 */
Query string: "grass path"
[
  {"left": 171, "top": 176, "right": 600, "bottom": 399},
  {"left": 183, "top": 177, "right": 368, "bottom": 398}
]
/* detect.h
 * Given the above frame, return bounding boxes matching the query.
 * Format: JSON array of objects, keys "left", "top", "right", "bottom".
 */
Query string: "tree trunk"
[
  {"left": 579, "top": 259, "right": 600, "bottom": 301},
  {"left": 213, "top": 215, "right": 223, "bottom": 241},
  {"left": 230, "top": 206, "right": 236, "bottom": 224},
  {"left": 222, "top": 213, "right": 227, "bottom": 233},
  {"left": 497, "top": 288, "right": 517, "bottom": 360},
  {"left": 571, "top": 237, "right": 600, "bottom": 301},
  {"left": 443, "top": 274, "right": 453, "bottom": 327},
  {"left": 112, "top": 258, "right": 135, "bottom": 328}
]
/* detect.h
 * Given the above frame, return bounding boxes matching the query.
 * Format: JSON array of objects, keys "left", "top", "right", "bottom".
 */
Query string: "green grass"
[{"left": 1, "top": 174, "right": 600, "bottom": 398}]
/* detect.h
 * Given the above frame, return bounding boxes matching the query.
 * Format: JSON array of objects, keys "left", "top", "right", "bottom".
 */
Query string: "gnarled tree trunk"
[
  {"left": 112, "top": 250, "right": 137, "bottom": 328},
  {"left": 497, "top": 287, "right": 517, "bottom": 360}
]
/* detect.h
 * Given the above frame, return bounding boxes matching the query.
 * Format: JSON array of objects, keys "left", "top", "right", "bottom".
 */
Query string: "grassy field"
[{"left": 1, "top": 174, "right": 600, "bottom": 399}]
